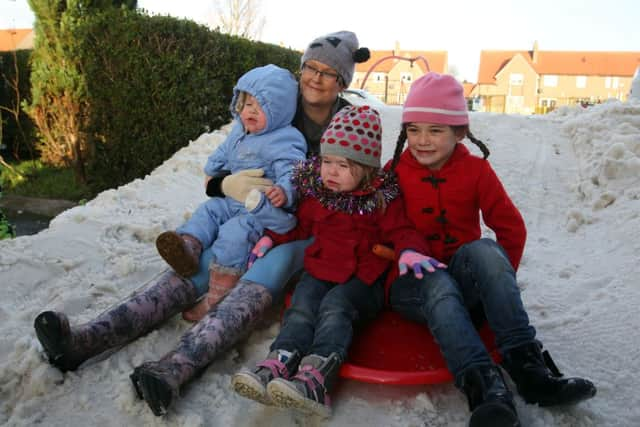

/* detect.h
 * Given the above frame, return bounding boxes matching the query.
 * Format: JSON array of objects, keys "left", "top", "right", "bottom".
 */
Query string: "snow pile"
[{"left": 1, "top": 102, "right": 639, "bottom": 426}]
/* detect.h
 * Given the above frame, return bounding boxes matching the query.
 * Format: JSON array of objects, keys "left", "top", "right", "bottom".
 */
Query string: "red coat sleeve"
[
  {"left": 379, "top": 196, "right": 431, "bottom": 258},
  {"left": 265, "top": 197, "right": 314, "bottom": 245},
  {"left": 477, "top": 162, "right": 527, "bottom": 270}
]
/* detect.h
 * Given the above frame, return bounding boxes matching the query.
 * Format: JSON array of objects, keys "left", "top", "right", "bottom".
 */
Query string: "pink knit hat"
[
  {"left": 320, "top": 105, "right": 382, "bottom": 168},
  {"left": 402, "top": 72, "right": 469, "bottom": 125}
]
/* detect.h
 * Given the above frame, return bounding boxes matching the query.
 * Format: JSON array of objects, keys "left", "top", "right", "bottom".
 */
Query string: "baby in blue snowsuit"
[{"left": 156, "top": 64, "right": 307, "bottom": 321}]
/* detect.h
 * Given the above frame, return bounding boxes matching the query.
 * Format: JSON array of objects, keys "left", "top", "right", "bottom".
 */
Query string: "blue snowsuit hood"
[{"left": 230, "top": 64, "right": 299, "bottom": 135}]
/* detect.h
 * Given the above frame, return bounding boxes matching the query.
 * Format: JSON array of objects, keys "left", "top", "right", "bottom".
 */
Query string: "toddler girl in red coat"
[
  {"left": 230, "top": 105, "right": 440, "bottom": 418},
  {"left": 387, "top": 72, "right": 595, "bottom": 427}
]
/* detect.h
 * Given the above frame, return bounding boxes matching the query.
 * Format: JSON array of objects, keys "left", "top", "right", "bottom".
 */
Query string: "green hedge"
[{"left": 27, "top": 3, "right": 300, "bottom": 194}]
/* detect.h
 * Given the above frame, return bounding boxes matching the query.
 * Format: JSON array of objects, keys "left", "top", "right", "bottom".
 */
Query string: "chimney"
[
  {"left": 394, "top": 40, "right": 400, "bottom": 56},
  {"left": 532, "top": 40, "right": 539, "bottom": 63}
]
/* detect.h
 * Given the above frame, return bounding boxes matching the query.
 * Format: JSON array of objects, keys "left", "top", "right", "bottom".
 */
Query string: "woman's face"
[
  {"left": 320, "top": 155, "right": 364, "bottom": 193},
  {"left": 406, "top": 123, "right": 464, "bottom": 170},
  {"left": 299, "top": 60, "right": 344, "bottom": 110}
]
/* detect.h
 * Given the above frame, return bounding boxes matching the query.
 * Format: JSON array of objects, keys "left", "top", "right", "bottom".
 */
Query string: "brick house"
[
  {"left": 350, "top": 43, "right": 448, "bottom": 105},
  {"left": 471, "top": 42, "right": 640, "bottom": 114},
  {"left": 0, "top": 29, "right": 34, "bottom": 51}
]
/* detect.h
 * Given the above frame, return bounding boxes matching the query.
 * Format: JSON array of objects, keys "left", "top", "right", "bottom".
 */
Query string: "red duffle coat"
[
  {"left": 267, "top": 194, "right": 429, "bottom": 286},
  {"left": 389, "top": 144, "right": 527, "bottom": 271}
]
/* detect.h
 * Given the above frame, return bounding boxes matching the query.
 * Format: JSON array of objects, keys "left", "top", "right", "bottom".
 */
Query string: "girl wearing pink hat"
[
  {"left": 230, "top": 105, "right": 437, "bottom": 418},
  {"left": 387, "top": 72, "right": 596, "bottom": 427}
]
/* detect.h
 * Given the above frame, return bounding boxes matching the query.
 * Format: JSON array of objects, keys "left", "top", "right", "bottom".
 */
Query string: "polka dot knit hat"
[{"left": 320, "top": 105, "right": 382, "bottom": 168}]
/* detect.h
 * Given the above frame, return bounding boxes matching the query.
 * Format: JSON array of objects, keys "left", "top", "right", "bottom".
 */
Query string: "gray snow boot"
[
  {"left": 267, "top": 352, "right": 342, "bottom": 418},
  {"left": 501, "top": 341, "right": 596, "bottom": 407},
  {"left": 231, "top": 349, "right": 302, "bottom": 405},
  {"left": 34, "top": 270, "right": 199, "bottom": 372},
  {"left": 460, "top": 364, "right": 520, "bottom": 427},
  {"left": 130, "top": 280, "right": 273, "bottom": 416}
]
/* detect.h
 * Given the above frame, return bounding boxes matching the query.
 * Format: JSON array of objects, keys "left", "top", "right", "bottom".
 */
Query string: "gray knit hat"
[
  {"left": 301, "top": 31, "right": 370, "bottom": 87},
  {"left": 320, "top": 105, "right": 382, "bottom": 168}
]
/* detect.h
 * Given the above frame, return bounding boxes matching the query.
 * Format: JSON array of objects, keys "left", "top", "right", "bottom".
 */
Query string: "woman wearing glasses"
[{"left": 33, "top": 31, "right": 370, "bottom": 416}]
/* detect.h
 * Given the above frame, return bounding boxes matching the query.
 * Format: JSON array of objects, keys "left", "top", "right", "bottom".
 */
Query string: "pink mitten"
[{"left": 247, "top": 236, "right": 274, "bottom": 268}]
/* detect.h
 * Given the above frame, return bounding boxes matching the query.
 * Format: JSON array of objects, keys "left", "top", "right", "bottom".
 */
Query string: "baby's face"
[{"left": 240, "top": 94, "right": 267, "bottom": 133}]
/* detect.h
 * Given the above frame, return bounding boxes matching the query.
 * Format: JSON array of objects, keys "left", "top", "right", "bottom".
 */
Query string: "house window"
[
  {"left": 373, "top": 73, "right": 385, "bottom": 82},
  {"left": 576, "top": 76, "right": 587, "bottom": 88},
  {"left": 401, "top": 73, "right": 412, "bottom": 82},
  {"left": 605, "top": 77, "right": 611, "bottom": 88},
  {"left": 612, "top": 77, "right": 619, "bottom": 89},
  {"left": 510, "top": 73, "right": 523, "bottom": 86},
  {"left": 543, "top": 75, "right": 558, "bottom": 87}
]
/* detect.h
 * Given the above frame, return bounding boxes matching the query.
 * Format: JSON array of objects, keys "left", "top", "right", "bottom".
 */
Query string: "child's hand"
[
  {"left": 248, "top": 236, "right": 274, "bottom": 268},
  {"left": 398, "top": 250, "right": 447, "bottom": 279},
  {"left": 265, "top": 185, "right": 287, "bottom": 207}
]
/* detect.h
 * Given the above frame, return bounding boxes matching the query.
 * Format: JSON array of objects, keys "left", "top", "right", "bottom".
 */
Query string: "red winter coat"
[
  {"left": 389, "top": 144, "right": 527, "bottom": 271},
  {"left": 267, "top": 195, "right": 429, "bottom": 286}
]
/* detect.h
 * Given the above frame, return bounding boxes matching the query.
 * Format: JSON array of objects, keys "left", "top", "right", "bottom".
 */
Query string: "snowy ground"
[{"left": 1, "top": 100, "right": 639, "bottom": 427}]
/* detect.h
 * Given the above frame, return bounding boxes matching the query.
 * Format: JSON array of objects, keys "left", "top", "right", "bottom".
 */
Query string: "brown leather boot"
[
  {"left": 155, "top": 231, "right": 202, "bottom": 277},
  {"left": 182, "top": 265, "right": 242, "bottom": 322}
]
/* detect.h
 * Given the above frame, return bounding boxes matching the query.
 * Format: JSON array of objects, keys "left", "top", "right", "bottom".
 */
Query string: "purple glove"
[
  {"left": 247, "top": 236, "right": 274, "bottom": 268},
  {"left": 398, "top": 250, "right": 447, "bottom": 279}
]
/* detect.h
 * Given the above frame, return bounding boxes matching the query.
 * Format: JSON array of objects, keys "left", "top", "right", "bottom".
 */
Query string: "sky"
[
  {"left": 1, "top": 97, "right": 640, "bottom": 426},
  {"left": 1, "top": 0, "right": 639, "bottom": 82}
]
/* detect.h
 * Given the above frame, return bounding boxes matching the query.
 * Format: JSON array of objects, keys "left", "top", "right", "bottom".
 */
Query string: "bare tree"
[
  {"left": 0, "top": 47, "right": 34, "bottom": 162},
  {"left": 208, "top": 0, "right": 265, "bottom": 40}
]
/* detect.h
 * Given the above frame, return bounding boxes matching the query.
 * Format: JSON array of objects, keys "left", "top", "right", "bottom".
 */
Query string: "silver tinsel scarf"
[{"left": 291, "top": 157, "right": 400, "bottom": 215}]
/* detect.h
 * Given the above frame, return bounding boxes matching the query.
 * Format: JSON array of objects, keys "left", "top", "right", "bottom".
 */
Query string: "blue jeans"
[
  {"left": 189, "top": 238, "right": 312, "bottom": 297},
  {"left": 389, "top": 238, "right": 536, "bottom": 385},
  {"left": 271, "top": 272, "right": 385, "bottom": 361}
]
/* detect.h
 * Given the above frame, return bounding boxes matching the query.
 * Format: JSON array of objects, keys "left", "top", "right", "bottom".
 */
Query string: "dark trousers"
[{"left": 271, "top": 271, "right": 385, "bottom": 361}]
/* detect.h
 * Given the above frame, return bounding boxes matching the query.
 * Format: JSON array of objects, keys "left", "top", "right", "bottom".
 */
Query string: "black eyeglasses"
[{"left": 301, "top": 63, "right": 341, "bottom": 82}]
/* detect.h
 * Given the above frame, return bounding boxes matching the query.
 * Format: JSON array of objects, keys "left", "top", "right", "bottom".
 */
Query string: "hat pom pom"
[{"left": 353, "top": 47, "right": 370, "bottom": 63}]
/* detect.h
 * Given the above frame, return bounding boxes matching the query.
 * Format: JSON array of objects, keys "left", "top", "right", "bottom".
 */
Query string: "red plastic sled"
[
  {"left": 283, "top": 294, "right": 500, "bottom": 386},
  {"left": 340, "top": 310, "right": 500, "bottom": 385}
]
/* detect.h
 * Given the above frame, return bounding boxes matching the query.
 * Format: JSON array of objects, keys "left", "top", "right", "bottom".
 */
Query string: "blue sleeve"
[
  {"left": 270, "top": 127, "right": 307, "bottom": 208},
  {"left": 203, "top": 123, "right": 242, "bottom": 176}
]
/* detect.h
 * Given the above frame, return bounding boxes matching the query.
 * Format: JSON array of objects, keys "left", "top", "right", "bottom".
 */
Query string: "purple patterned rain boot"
[
  {"left": 34, "top": 270, "right": 199, "bottom": 372},
  {"left": 267, "top": 352, "right": 342, "bottom": 419},
  {"left": 155, "top": 231, "right": 202, "bottom": 277},
  {"left": 231, "top": 349, "right": 302, "bottom": 405},
  {"left": 129, "top": 280, "right": 273, "bottom": 416}
]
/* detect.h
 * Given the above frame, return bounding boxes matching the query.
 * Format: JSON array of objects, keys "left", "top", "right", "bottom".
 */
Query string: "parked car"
[{"left": 341, "top": 89, "right": 387, "bottom": 109}]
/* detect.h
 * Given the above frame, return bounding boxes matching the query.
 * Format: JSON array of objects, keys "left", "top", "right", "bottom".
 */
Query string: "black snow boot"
[
  {"left": 34, "top": 270, "right": 199, "bottom": 372},
  {"left": 501, "top": 341, "right": 596, "bottom": 407},
  {"left": 267, "top": 352, "right": 342, "bottom": 418},
  {"left": 231, "top": 349, "right": 303, "bottom": 405},
  {"left": 459, "top": 365, "right": 520, "bottom": 427}
]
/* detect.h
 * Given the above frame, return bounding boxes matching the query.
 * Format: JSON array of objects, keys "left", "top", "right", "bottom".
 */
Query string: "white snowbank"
[{"left": 1, "top": 102, "right": 639, "bottom": 426}]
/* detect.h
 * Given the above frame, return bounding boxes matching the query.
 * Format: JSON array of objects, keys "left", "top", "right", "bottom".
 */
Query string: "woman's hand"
[
  {"left": 248, "top": 236, "right": 274, "bottom": 268},
  {"left": 221, "top": 169, "right": 274, "bottom": 202},
  {"left": 398, "top": 250, "right": 447, "bottom": 279}
]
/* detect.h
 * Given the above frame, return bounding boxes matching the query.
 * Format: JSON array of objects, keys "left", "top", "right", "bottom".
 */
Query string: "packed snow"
[{"left": 1, "top": 99, "right": 639, "bottom": 427}]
